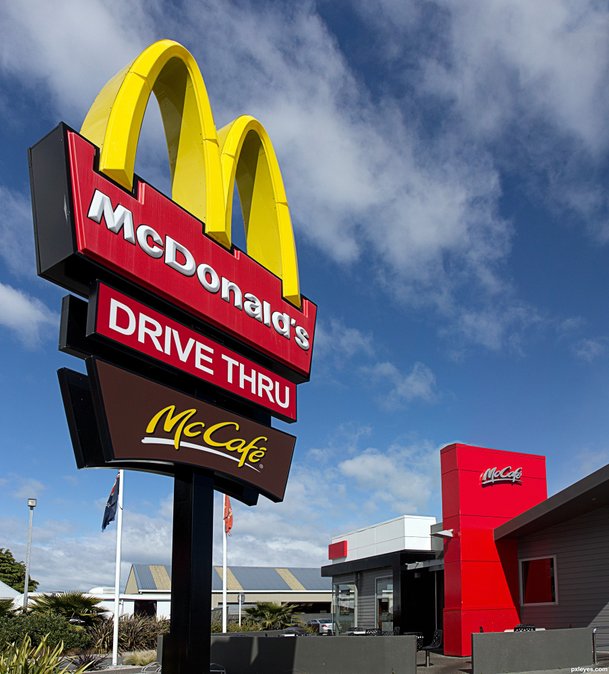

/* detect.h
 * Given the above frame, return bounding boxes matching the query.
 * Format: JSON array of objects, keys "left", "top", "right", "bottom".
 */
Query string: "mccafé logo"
[
  {"left": 481, "top": 466, "right": 523, "bottom": 486},
  {"left": 89, "top": 360, "right": 296, "bottom": 502},
  {"left": 144, "top": 404, "right": 268, "bottom": 472}
]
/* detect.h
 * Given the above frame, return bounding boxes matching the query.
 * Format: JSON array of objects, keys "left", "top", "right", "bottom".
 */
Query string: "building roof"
[
  {"left": 495, "top": 461, "right": 609, "bottom": 540},
  {"left": 125, "top": 564, "right": 331, "bottom": 594}
]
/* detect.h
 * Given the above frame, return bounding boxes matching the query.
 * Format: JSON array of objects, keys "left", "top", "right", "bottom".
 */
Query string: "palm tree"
[
  {"left": 29, "top": 592, "right": 105, "bottom": 627},
  {"left": 244, "top": 602, "right": 297, "bottom": 630}
]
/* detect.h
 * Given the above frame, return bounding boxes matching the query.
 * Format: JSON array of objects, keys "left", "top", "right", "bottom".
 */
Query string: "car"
[
  {"left": 280, "top": 625, "right": 309, "bottom": 637},
  {"left": 307, "top": 618, "right": 335, "bottom": 635}
]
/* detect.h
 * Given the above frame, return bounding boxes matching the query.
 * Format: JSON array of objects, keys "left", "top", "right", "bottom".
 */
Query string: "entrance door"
[{"left": 376, "top": 577, "right": 393, "bottom": 632}]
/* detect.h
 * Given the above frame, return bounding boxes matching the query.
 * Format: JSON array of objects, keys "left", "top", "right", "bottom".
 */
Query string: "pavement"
[{"left": 415, "top": 651, "right": 609, "bottom": 674}]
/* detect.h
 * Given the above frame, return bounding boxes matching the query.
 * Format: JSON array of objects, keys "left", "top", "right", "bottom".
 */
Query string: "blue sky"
[{"left": 1, "top": 0, "right": 609, "bottom": 591}]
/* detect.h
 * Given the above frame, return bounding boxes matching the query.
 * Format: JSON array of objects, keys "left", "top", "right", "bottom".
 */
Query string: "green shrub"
[
  {"left": 0, "top": 613, "right": 91, "bottom": 652},
  {"left": 123, "top": 650, "right": 157, "bottom": 665},
  {"left": 30, "top": 593, "right": 104, "bottom": 627},
  {"left": 0, "top": 633, "right": 89, "bottom": 674},
  {"left": 87, "top": 615, "right": 169, "bottom": 653},
  {"left": 0, "top": 600, "right": 14, "bottom": 619},
  {"left": 244, "top": 602, "right": 298, "bottom": 630},
  {"left": 68, "top": 650, "right": 107, "bottom": 671}
]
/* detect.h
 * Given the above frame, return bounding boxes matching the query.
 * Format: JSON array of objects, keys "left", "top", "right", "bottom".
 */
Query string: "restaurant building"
[{"left": 322, "top": 443, "right": 609, "bottom": 656}]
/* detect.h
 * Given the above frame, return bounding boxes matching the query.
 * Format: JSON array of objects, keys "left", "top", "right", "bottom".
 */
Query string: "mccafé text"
[
  {"left": 481, "top": 466, "right": 523, "bottom": 486},
  {"left": 145, "top": 404, "right": 268, "bottom": 469}
]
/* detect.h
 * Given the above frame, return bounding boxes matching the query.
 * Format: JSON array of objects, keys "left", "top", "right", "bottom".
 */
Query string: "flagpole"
[
  {"left": 112, "top": 470, "right": 124, "bottom": 667},
  {"left": 222, "top": 512, "right": 227, "bottom": 633}
]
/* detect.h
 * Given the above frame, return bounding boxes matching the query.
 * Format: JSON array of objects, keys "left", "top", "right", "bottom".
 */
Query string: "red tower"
[{"left": 441, "top": 443, "right": 547, "bottom": 656}]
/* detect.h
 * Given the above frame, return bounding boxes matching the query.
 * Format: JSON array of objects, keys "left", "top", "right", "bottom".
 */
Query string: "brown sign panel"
[{"left": 88, "top": 359, "right": 295, "bottom": 502}]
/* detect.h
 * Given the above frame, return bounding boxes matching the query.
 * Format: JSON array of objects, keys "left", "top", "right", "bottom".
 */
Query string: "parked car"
[
  {"left": 280, "top": 625, "right": 309, "bottom": 637},
  {"left": 307, "top": 618, "right": 335, "bottom": 635}
]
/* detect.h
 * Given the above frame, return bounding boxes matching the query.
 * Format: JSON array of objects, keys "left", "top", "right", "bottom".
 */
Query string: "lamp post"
[{"left": 22, "top": 498, "right": 37, "bottom": 612}]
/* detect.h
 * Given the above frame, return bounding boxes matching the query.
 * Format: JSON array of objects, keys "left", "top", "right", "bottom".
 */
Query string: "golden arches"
[{"left": 80, "top": 40, "right": 300, "bottom": 307}]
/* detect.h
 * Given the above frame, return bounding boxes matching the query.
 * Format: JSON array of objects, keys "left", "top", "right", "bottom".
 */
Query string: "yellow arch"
[
  {"left": 80, "top": 39, "right": 301, "bottom": 307},
  {"left": 218, "top": 116, "right": 299, "bottom": 305}
]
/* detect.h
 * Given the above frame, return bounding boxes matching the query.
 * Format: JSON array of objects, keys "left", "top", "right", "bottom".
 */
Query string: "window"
[
  {"left": 332, "top": 582, "right": 356, "bottom": 633},
  {"left": 520, "top": 556, "right": 557, "bottom": 605},
  {"left": 375, "top": 576, "right": 393, "bottom": 632}
]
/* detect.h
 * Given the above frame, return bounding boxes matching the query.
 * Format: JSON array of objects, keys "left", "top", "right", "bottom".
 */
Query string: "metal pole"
[
  {"left": 238, "top": 593, "right": 242, "bottom": 628},
  {"left": 22, "top": 498, "right": 36, "bottom": 612},
  {"left": 162, "top": 468, "right": 214, "bottom": 674},
  {"left": 222, "top": 520, "right": 227, "bottom": 632},
  {"left": 112, "top": 470, "right": 124, "bottom": 667}
]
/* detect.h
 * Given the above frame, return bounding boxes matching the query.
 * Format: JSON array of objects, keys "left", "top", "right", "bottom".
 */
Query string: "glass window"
[
  {"left": 332, "top": 582, "right": 356, "bottom": 634},
  {"left": 375, "top": 577, "right": 393, "bottom": 632},
  {"left": 520, "top": 557, "right": 557, "bottom": 605}
]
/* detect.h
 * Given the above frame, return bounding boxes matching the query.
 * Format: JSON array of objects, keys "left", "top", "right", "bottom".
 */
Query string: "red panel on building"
[
  {"left": 441, "top": 443, "right": 547, "bottom": 656},
  {"left": 328, "top": 541, "right": 348, "bottom": 560}
]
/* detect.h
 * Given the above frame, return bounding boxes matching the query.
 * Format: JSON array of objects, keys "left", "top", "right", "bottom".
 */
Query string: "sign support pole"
[
  {"left": 111, "top": 469, "right": 124, "bottom": 666},
  {"left": 162, "top": 468, "right": 214, "bottom": 674}
]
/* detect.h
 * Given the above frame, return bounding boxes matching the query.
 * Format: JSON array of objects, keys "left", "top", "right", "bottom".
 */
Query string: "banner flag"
[
  {"left": 224, "top": 495, "right": 233, "bottom": 536},
  {"left": 102, "top": 472, "right": 120, "bottom": 530}
]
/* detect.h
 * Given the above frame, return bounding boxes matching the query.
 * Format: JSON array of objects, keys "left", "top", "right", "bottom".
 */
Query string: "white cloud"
[
  {"left": 0, "top": 187, "right": 35, "bottom": 277},
  {"left": 338, "top": 441, "right": 441, "bottom": 514},
  {"left": 0, "top": 282, "right": 56, "bottom": 347},
  {"left": 12, "top": 478, "right": 45, "bottom": 500},
  {"left": 0, "top": 1, "right": 153, "bottom": 120},
  {"left": 573, "top": 337, "right": 608, "bottom": 362},
  {"left": 3, "top": 1, "right": 600, "bottom": 359},
  {"left": 363, "top": 361, "right": 436, "bottom": 408},
  {"left": 313, "top": 319, "right": 374, "bottom": 365}
]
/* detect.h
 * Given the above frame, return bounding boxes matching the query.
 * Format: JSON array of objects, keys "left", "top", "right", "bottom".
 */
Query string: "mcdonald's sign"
[{"left": 30, "top": 40, "right": 316, "bottom": 382}]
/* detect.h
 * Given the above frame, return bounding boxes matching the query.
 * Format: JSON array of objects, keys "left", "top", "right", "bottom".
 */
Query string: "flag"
[
  {"left": 223, "top": 495, "right": 233, "bottom": 535},
  {"left": 102, "top": 473, "right": 120, "bottom": 531}
]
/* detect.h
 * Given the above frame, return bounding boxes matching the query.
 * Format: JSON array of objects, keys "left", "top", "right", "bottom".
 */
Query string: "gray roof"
[
  {"left": 127, "top": 564, "right": 330, "bottom": 593},
  {"left": 495, "top": 461, "right": 609, "bottom": 540}
]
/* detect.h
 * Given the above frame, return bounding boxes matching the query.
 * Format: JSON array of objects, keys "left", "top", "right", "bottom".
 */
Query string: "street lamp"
[{"left": 22, "top": 498, "right": 37, "bottom": 612}]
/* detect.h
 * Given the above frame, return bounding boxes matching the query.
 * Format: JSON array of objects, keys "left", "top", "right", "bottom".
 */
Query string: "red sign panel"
[
  {"left": 67, "top": 131, "right": 316, "bottom": 379},
  {"left": 328, "top": 540, "right": 348, "bottom": 560},
  {"left": 91, "top": 359, "right": 295, "bottom": 502},
  {"left": 91, "top": 283, "right": 297, "bottom": 421}
]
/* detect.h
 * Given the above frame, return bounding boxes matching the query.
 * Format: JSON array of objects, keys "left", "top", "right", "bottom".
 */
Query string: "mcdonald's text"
[{"left": 92, "top": 283, "right": 296, "bottom": 420}]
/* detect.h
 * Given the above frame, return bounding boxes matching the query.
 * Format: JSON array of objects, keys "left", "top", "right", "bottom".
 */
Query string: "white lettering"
[
  {"left": 197, "top": 263, "right": 220, "bottom": 293},
  {"left": 295, "top": 326, "right": 310, "bottom": 350},
  {"left": 165, "top": 236, "right": 196, "bottom": 276},
  {"left": 88, "top": 189, "right": 135, "bottom": 243},
  {"left": 88, "top": 190, "right": 312, "bottom": 354},
  {"left": 222, "top": 354, "right": 239, "bottom": 383},
  {"left": 221, "top": 278, "right": 243, "bottom": 309},
  {"left": 257, "top": 373, "right": 274, "bottom": 402},
  {"left": 138, "top": 315, "right": 163, "bottom": 352},
  {"left": 108, "top": 298, "right": 136, "bottom": 336},
  {"left": 172, "top": 329, "right": 196, "bottom": 363},
  {"left": 244, "top": 293, "right": 263, "bottom": 321},
  {"left": 481, "top": 466, "right": 523, "bottom": 486},
  {"left": 136, "top": 224, "right": 164, "bottom": 258},
  {"left": 194, "top": 341, "right": 214, "bottom": 375},
  {"left": 272, "top": 311, "right": 290, "bottom": 339}
]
